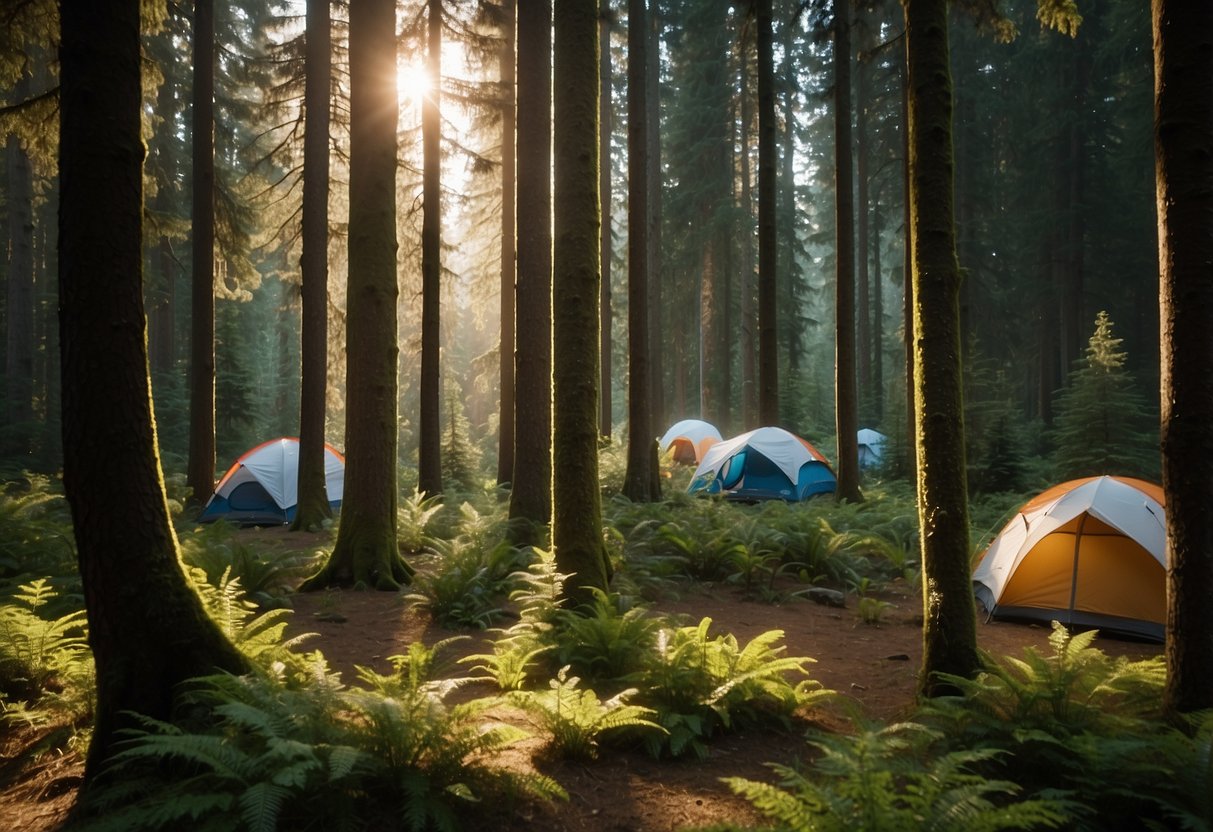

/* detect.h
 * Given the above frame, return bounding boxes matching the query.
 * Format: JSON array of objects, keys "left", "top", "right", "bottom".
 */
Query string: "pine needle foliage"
[
  {"left": 714, "top": 721, "right": 1074, "bottom": 832},
  {"left": 509, "top": 666, "right": 665, "bottom": 760},
  {"left": 1050, "top": 311, "right": 1157, "bottom": 480}
]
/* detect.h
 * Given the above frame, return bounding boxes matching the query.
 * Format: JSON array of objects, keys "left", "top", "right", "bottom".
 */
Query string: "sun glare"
[{"left": 397, "top": 63, "right": 431, "bottom": 108}]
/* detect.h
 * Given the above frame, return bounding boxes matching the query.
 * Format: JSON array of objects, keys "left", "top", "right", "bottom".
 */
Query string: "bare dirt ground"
[{"left": 0, "top": 526, "right": 1162, "bottom": 831}]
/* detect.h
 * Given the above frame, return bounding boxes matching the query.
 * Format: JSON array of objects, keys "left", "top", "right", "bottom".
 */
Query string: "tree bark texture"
[
  {"left": 622, "top": 0, "right": 660, "bottom": 503},
  {"left": 552, "top": 0, "right": 610, "bottom": 605},
  {"left": 646, "top": 9, "right": 664, "bottom": 432},
  {"left": 497, "top": 0, "right": 517, "bottom": 485},
  {"left": 509, "top": 0, "right": 553, "bottom": 538},
  {"left": 1154, "top": 0, "right": 1213, "bottom": 716},
  {"left": 5, "top": 114, "right": 34, "bottom": 458},
  {"left": 187, "top": 0, "right": 217, "bottom": 506},
  {"left": 292, "top": 0, "right": 333, "bottom": 531},
  {"left": 833, "top": 1, "right": 862, "bottom": 504},
  {"left": 738, "top": 25, "right": 759, "bottom": 431},
  {"left": 58, "top": 0, "right": 248, "bottom": 783},
  {"left": 903, "top": 0, "right": 980, "bottom": 696},
  {"left": 756, "top": 0, "right": 778, "bottom": 425},
  {"left": 900, "top": 38, "right": 916, "bottom": 480},
  {"left": 303, "top": 0, "right": 410, "bottom": 590},
  {"left": 599, "top": 2, "right": 612, "bottom": 440},
  {"left": 418, "top": 0, "right": 444, "bottom": 497},
  {"left": 855, "top": 21, "right": 873, "bottom": 422}
]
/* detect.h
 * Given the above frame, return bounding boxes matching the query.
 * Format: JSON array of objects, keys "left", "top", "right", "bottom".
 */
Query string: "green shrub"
[{"left": 509, "top": 666, "right": 664, "bottom": 760}]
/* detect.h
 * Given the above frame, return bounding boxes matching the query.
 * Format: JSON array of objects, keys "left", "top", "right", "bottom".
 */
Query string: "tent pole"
[{"left": 1066, "top": 513, "right": 1088, "bottom": 629}]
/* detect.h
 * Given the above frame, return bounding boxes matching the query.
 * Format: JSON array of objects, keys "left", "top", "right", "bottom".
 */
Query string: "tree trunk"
[
  {"left": 418, "top": 0, "right": 444, "bottom": 497},
  {"left": 738, "top": 21, "right": 759, "bottom": 431},
  {"left": 833, "top": 0, "right": 862, "bottom": 503},
  {"left": 756, "top": 0, "right": 778, "bottom": 425},
  {"left": 855, "top": 18, "right": 873, "bottom": 423},
  {"left": 900, "top": 39, "right": 915, "bottom": 480},
  {"left": 871, "top": 196, "right": 884, "bottom": 422},
  {"left": 497, "top": 0, "right": 517, "bottom": 486},
  {"left": 698, "top": 238, "right": 719, "bottom": 424},
  {"left": 509, "top": 0, "right": 554, "bottom": 539},
  {"left": 187, "top": 0, "right": 216, "bottom": 507},
  {"left": 292, "top": 0, "right": 333, "bottom": 532},
  {"left": 903, "top": 0, "right": 979, "bottom": 696},
  {"left": 59, "top": 1, "right": 249, "bottom": 784},
  {"left": 5, "top": 95, "right": 34, "bottom": 460},
  {"left": 552, "top": 0, "right": 610, "bottom": 606},
  {"left": 599, "top": 2, "right": 613, "bottom": 439},
  {"left": 301, "top": 0, "right": 411, "bottom": 591},
  {"left": 1154, "top": 0, "right": 1213, "bottom": 716},
  {"left": 622, "top": 0, "right": 660, "bottom": 503},
  {"left": 646, "top": 8, "right": 664, "bottom": 432}
]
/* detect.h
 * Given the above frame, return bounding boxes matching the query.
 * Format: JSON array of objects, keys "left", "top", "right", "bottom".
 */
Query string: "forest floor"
[{"left": 0, "top": 525, "right": 1162, "bottom": 831}]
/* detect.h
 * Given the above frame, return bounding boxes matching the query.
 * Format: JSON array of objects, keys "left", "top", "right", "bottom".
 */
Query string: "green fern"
[
  {"left": 633, "top": 617, "right": 832, "bottom": 758},
  {"left": 397, "top": 488, "right": 444, "bottom": 555},
  {"left": 509, "top": 666, "right": 665, "bottom": 760},
  {"left": 549, "top": 588, "right": 660, "bottom": 682},
  {"left": 716, "top": 721, "right": 1074, "bottom": 832},
  {"left": 460, "top": 632, "right": 553, "bottom": 691},
  {"left": 0, "top": 476, "right": 76, "bottom": 581},
  {"left": 0, "top": 577, "right": 94, "bottom": 725}
]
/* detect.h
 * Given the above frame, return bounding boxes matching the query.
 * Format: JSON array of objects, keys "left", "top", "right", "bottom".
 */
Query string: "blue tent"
[{"left": 688, "top": 427, "right": 836, "bottom": 502}]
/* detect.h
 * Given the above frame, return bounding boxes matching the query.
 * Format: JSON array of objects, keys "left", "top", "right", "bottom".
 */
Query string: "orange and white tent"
[
  {"left": 972, "top": 476, "right": 1166, "bottom": 641},
  {"left": 199, "top": 437, "right": 344, "bottom": 526},
  {"left": 659, "top": 419, "right": 723, "bottom": 465}
]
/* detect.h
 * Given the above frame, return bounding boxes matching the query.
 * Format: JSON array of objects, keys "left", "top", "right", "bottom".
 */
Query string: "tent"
[
  {"left": 972, "top": 476, "right": 1166, "bottom": 641},
  {"left": 688, "top": 426, "right": 836, "bottom": 502},
  {"left": 198, "top": 437, "right": 345, "bottom": 526},
  {"left": 857, "top": 428, "right": 887, "bottom": 469},
  {"left": 659, "top": 419, "right": 723, "bottom": 465}
]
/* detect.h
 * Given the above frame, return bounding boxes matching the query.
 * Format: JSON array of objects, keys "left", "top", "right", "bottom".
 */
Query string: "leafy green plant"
[
  {"left": 0, "top": 577, "right": 94, "bottom": 726},
  {"left": 632, "top": 617, "right": 831, "bottom": 758},
  {"left": 179, "top": 522, "right": 322, "bottom": 605},
  {"left": 397, "top": 488, "right": 444, "bottom": 555},
  {"left": 549, "top": 588, "right": 659, "bottom": 682},
  {"left": 509, "top": 666, "right": 665, "bottom": 760},
  {"left": 80, "top": 640, "right": 565, "bottom": 832},
  {"left": 715, "top": 721, "right": 1073, "bottom": 832},
  {"left": 460, "top": 632, "right": 553, "bottom": 691},
  {"left": 404, "top": 537, "right": 526, "bottom": 629},
  {"left": 0, "top": 477, "right": 76, "bottom": 581}
]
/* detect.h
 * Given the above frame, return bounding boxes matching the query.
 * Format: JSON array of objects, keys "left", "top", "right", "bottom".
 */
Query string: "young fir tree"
[{"left": 1051, "top": 311, "right": 1157, "bottom": 481}]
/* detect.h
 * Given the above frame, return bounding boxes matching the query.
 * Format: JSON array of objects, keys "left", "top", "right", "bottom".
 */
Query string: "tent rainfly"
[
  {"left": 857, "top": 428, "right": 887, "bottom": 469},
  {"left": 688, "top": 426, "right": 836, "bottom": 502},
  {"left": 972, "top": 476, "right": 1166, "bottom": 641},
  {"left": 659, "top": 419, "right": 723, "bottom": 465},
  {"left": 198, "top": 437, "right": 345, "bottom": 526}
]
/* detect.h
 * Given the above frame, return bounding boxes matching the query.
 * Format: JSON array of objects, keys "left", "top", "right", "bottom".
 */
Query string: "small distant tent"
[
  {"left": 688, "top": 426, "right": 836, "bottom": 502},
  {"left": 659, "top": 419, "right": 723, "bottom": 465},
  {"left": 198, "top": 437, "right": 345, "bottom": 526},
  {"left": 857, "top": 428, "right": 887, "bottom": 469},
  {"left": 972, "top": 476, "right": 1166, "bottom": 641}
]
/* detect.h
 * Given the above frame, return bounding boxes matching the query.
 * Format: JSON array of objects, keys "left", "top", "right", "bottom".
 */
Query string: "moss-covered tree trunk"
[
  {"left": 497, "top": 0, "right": 517, "bottom": 487},
  {"left": 301, "top": 0, "right": 411, "bottom": 591},
  {"left": 187, "top": 0, "right": 216, "bottom": 507},
  {"left": 756, "top": 0, "right": 778, "bottom": 426},
  {"left": 1155, "top": 0, "right": 1213, "bottom": 716},
  {"left": 552, "top": 0, "right": 610, "bottom": 606},
  {"left": 903, "top": 0, "right": 980, "bottom": 697},
  {"left": 418, "top": 0, "right": 444, "bottom": 497},
  {"left": 58, "top": 1, "right": 249, "bottom": 783},
  {"left": 622, "top": 0, "right": 660, "bottom": 503},
  {"left": 833, "top": 0, "right": 862, "bottom": 504},
  {"left": 509, "top": 0, "right": 553, "bottom": 542},
  {"left": 292, "top": 0, "right": 333, "bottom": 532}
]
